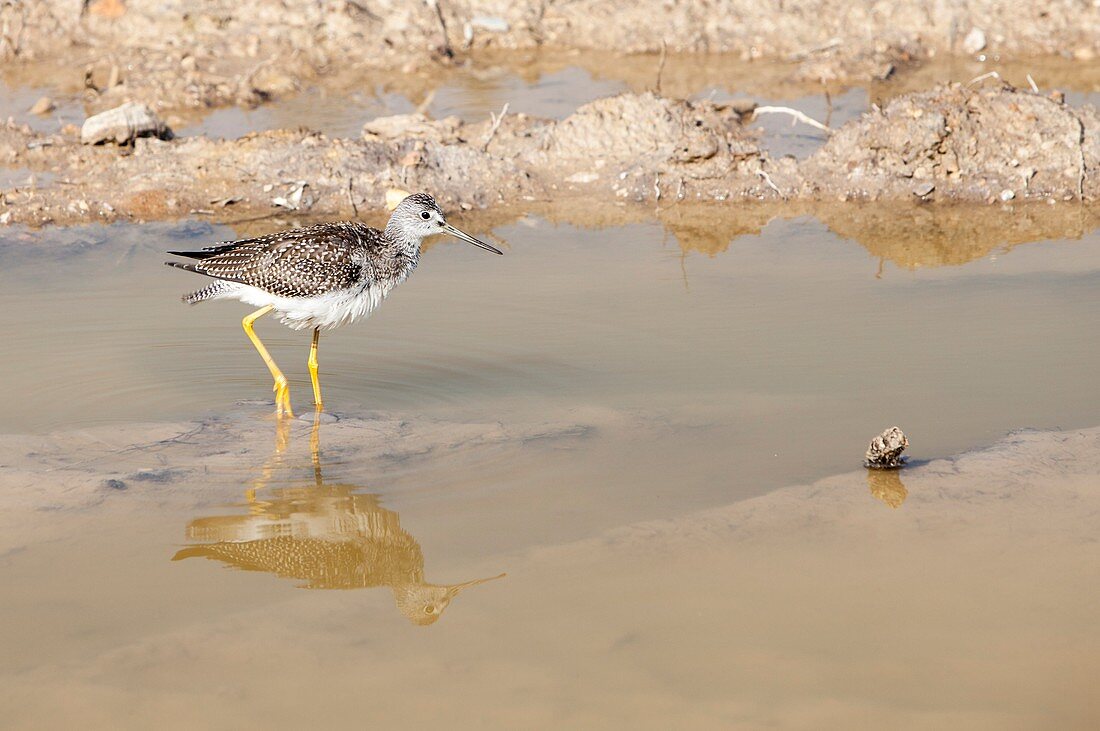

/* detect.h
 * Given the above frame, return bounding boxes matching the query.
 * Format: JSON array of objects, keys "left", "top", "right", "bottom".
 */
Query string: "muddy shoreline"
[
  {"left": 3, "top": 1, "right": 1098, "bottom": 115},
  {"left": 1, "top": 82, "right": 1098, "bottom": 227},
  {"left": 2, "top": 1, "right": 1098, "bottom": 225}
]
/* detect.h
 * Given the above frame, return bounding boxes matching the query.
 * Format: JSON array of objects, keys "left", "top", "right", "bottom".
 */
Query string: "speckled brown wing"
[{"left": 168, "top": 222, "right": 372, "bottom": 298}]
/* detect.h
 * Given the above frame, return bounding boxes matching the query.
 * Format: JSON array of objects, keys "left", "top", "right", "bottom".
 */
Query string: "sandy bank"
[
  {"left": 1, "top": 83, "right": 1097, "bottom": 227},
  {"left": 3, "top": 0, "right": 1097, "bottom": 117}
]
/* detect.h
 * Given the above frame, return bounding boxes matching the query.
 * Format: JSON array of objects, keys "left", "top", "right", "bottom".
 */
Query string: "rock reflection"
[
  {"left": 867, "top": 469, "right": 908, "bottom": 509},
  {"left": 173, "top": 417, "right": 504, "bottom": 625}
]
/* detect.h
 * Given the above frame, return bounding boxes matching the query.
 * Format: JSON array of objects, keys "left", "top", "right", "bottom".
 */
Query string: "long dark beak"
[{"left": 442, "top": 222, "right": 503, "bottom": 255}]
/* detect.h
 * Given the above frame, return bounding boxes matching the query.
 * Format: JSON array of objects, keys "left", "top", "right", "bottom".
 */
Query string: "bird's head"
[
  {"left": 393, "top": 573, "right": 506, "bottom": 626},
  {"left": 386, "top": 192, "right": 503, "bottom": 255}
]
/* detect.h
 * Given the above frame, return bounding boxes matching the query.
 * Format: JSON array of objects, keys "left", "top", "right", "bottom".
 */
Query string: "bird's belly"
[{"left": 233, "top": 284, "right": 392, "bottom": 331}]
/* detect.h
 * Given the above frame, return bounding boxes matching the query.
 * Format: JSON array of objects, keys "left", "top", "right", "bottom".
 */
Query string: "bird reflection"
[
  {"left": 173, "top": 416, "right": 504, "bottom": 625},
  {"left": 867, "top": 469, "right": 908, "bottom": 509}
]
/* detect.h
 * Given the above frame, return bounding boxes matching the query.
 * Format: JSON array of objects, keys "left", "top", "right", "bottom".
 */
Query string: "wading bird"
[{"left": 166, "top": 193, "right": 502, "bottom": 416}]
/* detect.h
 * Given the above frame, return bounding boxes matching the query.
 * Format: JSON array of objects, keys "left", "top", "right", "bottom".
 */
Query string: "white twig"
[
  {"left": 480, "top": 102, "right": 509, "bottom": 152},
  {"left": 654, "top": 173, "right": 661, "bottom": 201},
  {"left": 1026, "top": 74, "right": 1039, "bottom": 93},
  {"left": 753, "top": 106, "right": 830, "bottom": 132},
  {"left": 757, "top": 169, "right": 785, "bottom": 200},
  {"left": 967, "top": 70, "right": 1001, "bottom": 87}
]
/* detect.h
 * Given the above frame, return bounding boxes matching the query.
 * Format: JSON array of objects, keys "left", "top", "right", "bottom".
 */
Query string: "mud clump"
[
  {"left": 0, "top": 85, "right": 1097, "bottom": 227},
  {"left": 803, "top": 82, "right": 1098, "bottom": 202},
  {"left": 81, "top": 102, "right": 172, "bottom": 145},
  {"left": 0, "top": 93, "right": 775, "bottom": 225},
  {"left": 865, "top": 427, "right": 909, "bottom": 470}
]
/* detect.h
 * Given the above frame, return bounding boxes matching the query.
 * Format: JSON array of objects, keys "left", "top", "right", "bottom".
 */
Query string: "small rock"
[
  {"left": 468, "top": 15, "right": 509, "bottom": 32},
  {"left": 912, "top": 182, "right": 935, "bottom": 198},
  {"left": 385, "top": 188, "right": 412, "bottom": 211},
  {"left": 565, "top": 171, "right": 599, "bottom": 184},
  {"left": 103, "top": 478, "right": 127, "bottom": 490},
  {"left": 865, "top": 426, "right": 909, "bottom": 469},
  {"left": 88, "top": 0, "right": 126, "bottom": 19},
  {"left": 463, "top": 15, "right": 510, "bottom": 44},
  {"left": 999, "top": 189, "right": 1015, "bottom": 201},
  {"left": 81, "top": 102, "right": 172, "bottom": 145},
  {"left": 362, "top": 113, "right": 461, "bottom": 143},
  {"left": 29, "top": 97, "right": 55, "bottom": 115},
  {"left": 271, "top": 181, "right": 310, "bottom": 211},
  {"left": 963, "top": 28, "right": 987, "bottom": 54}
]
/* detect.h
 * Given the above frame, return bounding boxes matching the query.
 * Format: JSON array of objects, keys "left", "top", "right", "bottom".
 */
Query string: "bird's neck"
[
  {"left": 383, "top": 223, "right": 424, "bottom": 254},
  {"left": 375, "top": 228, "right": 421, "bottom": 281}
]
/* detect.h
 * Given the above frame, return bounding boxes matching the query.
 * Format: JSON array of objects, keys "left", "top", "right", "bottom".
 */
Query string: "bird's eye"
[
  {"left": 420, "top": 211, "right": 431, "bottom": 220},
  {"left": 424, "top": 606, "right": 435, "bottom": 614}
]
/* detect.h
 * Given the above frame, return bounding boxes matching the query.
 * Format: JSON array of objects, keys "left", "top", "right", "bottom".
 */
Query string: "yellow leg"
[
  {"left": 308, "top": 327, "right": 323, "bottom": 410},
  {"left": 310, "top": 408, "right": 323, "bottom": 486},
  {"left": 242, "top": 305, "right": 294, "bottom": 418}
]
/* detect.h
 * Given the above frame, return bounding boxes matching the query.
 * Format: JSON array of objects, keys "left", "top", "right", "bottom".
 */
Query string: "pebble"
[
  {"left": 999, "top": 189, "right": 1016, "bottom": 201},
  {"left": 29, "top": 97, "right": 55, "bottom": 115},
  {"left": 963, "top": 28, "right": 987, "bottom": 54},
  {"left": 565, "top": 172, "right": 600, "bottom": 184},
  {"left": 81, "top": 102, "right": 172, "bottom": 145}
]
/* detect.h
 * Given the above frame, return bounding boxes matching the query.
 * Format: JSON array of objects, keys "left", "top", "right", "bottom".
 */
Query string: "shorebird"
[{"left": 166, "top": 193, "right": 502, "bottom": 416}]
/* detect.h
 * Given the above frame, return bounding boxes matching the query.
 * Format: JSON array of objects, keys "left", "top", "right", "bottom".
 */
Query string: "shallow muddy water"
[
  {"left": 3, "top": 46, "right": 1100, "bottom": 728},
  {"left": 1, "top": 210, "right": 1099, "bottom": 727}
]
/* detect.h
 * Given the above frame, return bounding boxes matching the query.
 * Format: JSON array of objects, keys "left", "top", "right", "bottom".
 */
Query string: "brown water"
[
  {"left": 3, "top": 51, "right": 1100, "bottom": 729},
  {"left": 1, "top": 209, "right": 1099, "bottom": 728}
]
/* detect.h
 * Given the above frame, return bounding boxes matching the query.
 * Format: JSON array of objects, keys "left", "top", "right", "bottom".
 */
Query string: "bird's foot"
[{"left": 273, "top": 376, "right": 294, "bottom": 418}]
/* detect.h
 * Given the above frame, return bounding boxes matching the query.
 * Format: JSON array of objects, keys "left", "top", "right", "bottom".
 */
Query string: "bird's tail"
[
  {"left": 182, "top": 280, "right": 230, "bottom": 304},
  {"left": 165, "top": 260, "right": 228, "bottom": 304}
]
